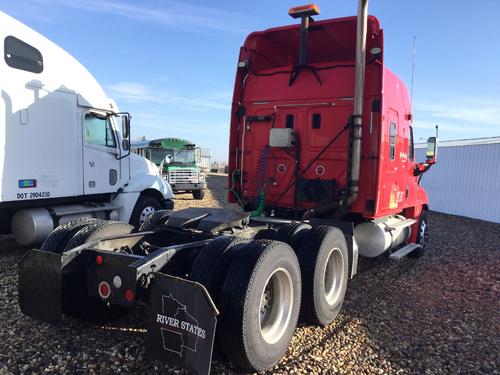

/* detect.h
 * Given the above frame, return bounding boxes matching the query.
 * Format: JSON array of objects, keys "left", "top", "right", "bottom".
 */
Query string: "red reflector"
[
  {"left": 98, "top": 281, "right": 110, "bottom": 299},
  {"left": 124, "top": 288, "right": 135, "bottom": 303},
  {"left": 96, "top": 255, "right": 104, "bottom": 265}
]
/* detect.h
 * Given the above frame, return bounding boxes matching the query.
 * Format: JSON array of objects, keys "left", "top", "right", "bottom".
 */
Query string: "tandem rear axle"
[{"left": 18, "top": 207, "right": 426, "bottom": 374}]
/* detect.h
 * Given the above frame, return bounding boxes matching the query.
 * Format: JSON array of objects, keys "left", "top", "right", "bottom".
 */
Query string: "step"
[{"left": 389, "top": 243, "right": 420, "bottom": 260}]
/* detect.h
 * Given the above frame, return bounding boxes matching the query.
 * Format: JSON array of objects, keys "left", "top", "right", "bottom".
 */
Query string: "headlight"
[{"left": 199, "top": 173, "right": 205, "bottom": 181}]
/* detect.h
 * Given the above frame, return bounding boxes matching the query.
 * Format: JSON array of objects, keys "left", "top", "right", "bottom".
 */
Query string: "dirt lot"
[{"left": 0, "top": 174, "right": 498, "bottom": 374}]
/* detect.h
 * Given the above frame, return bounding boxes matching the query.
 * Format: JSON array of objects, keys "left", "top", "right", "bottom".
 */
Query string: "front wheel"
[
  {"left": 129, "top": 195, "right": 162, "bottom": 229},
  {"left": 192, "top": 190, "right": 205, "bottom": 200},
  {"left": 410, "top": 210, "right": 429, "bottom": 258}
]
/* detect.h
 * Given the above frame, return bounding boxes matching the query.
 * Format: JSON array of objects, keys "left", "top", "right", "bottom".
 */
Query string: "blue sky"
[{"left": 2, "top": 0, "right": 499, "bottom": 161}]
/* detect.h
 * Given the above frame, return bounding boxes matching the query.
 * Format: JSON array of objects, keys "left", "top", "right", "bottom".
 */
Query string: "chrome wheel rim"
[
  {"left": 139, "top": 206, "right": 156, "bottom": 225},
  {"left": 323, "top": 248, "right": 345, "bottom": 306},
  {"left": 259, "top": 267, "right": 293, "bottom": 344}
]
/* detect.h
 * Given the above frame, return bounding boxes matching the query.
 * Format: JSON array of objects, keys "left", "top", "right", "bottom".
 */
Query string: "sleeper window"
[
  {"left": 312, "top": 113, "right": 321, "bottom": 129},
  {"left": 409, "top": 126, "right": 414, "bottom": 161},
  {"left": 4, "top": 36, "right": 43, "bottom": 73},
  {"left": 389, "top": 122, "right": 396, "bottom": 160},
  {"left": 84, "top": 114, "right": 116, "bottom": 148}
]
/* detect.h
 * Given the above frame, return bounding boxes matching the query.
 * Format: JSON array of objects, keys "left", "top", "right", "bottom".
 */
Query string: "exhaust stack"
[{"left": 349, "top": 0, "right": 369, "bottom": 205}]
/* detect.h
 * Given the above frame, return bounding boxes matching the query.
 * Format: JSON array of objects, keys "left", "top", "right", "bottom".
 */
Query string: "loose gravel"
[{"left": 0, "top": 174, "right": 498, "bottom": 374}]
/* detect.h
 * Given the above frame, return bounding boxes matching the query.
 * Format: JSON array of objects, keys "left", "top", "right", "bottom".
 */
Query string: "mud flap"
[
  {"left": 146, "top": 273, "right": 218, "bottom": 375},
  {"left": 18, "top": 249, "right": 62, "bottom": 324}
]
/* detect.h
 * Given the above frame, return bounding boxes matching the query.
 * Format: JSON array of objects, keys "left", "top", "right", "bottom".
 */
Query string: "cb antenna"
[{"left": 410, "top": 36, "right": 416, "bottom": 113}]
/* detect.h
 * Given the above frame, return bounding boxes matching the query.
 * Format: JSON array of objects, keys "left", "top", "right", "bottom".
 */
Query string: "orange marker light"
[{"left": 288, "top": 4, "right": 320, "bottom": 19}]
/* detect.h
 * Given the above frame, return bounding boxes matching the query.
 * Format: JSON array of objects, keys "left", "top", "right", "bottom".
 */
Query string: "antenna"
[{"left": 410, "top": 36, "right": 416, "bottom": 113}]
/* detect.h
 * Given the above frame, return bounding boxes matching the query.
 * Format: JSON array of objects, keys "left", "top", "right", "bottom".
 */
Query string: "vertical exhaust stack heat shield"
[{"left": 349, "top": 0, "right": 369, "bottom": 205}]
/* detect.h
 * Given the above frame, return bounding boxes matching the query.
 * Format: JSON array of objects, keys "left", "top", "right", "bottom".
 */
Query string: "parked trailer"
[
  {"left": 0, "top": 11, "right": 174, "bottom": 246},
  {"left": 18, "top": 2, "right": 438, "bottom": 374}
]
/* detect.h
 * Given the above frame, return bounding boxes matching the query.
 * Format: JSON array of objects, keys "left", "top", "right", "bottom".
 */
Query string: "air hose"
[
  {"left": 229, "top": 169, "right": 244, "bottom": 208},
  {"left": 229, "top": 168, "right": 267, "bottom": 217},
  {"left": 230, "top": 146, "right": 270, "bottom": 217},
  {"left": 250, "top": 191, "right": 266, "bottom": 217}
]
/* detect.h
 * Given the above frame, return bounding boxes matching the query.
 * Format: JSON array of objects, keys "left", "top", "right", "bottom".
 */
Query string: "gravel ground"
[{"left": 0, "top": 174, "right": 499, "bottom": 374}]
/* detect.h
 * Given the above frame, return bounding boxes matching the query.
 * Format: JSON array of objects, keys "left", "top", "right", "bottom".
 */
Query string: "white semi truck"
[{"left": 0, "top": 11, "right": 174, "bottom": 246}]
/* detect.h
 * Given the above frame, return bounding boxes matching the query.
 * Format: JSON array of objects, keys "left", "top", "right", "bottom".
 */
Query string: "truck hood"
[
  {"left": 130, "top": 153, "right": 161, "bottom": 177},
  {"left": 127, "top": 153, "right": 174, "bottom": 200}
]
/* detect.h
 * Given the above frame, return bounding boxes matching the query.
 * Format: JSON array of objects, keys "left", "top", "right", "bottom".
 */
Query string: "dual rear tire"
[
  {"left": 190, "top": 238, "right": 301, "bottom": 371},
  {"left": 42, "top": 219, "right": 135, "bottom": 322},
  {"left": 190, "top": 226, "right": 349, "bottom": 372}
]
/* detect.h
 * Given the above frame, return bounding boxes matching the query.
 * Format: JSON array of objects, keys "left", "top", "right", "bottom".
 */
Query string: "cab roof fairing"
[
  {"left": 239, "top": 15, "right": 383, "bottom": 73},
  {"left": 0, "top": 10, "right": 116, "bottom": 112}
]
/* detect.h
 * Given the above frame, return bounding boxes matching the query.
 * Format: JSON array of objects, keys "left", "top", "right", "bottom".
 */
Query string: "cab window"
[
  {"left": 84, "top": 114, "right": 116, "bottom": 148},
  {"left": 389, "top": 122, "right": 396, "bottom": 160}
]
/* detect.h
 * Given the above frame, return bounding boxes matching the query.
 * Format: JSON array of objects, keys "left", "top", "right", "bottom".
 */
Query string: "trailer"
[
  {"left": 18, "top": 2, "right": 438, "bottom": 374},
  {"left": 0, "top": 11, "right": 174, "bottom": 246}
]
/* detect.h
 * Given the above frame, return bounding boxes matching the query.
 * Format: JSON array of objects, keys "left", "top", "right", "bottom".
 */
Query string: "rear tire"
[
  {"left": 218, "top": 240, "right": 301, "bottom": 371},
  {"left": 64, "top": 221, "right": 133, "bottom": 251},
  {"left": 189, "top": 236, "right": 244, "bottom": 300},
  {"left": 298, "top": 226, "right": 348, "bottom": 326},
  {"left": 41, "top": 218, "right": 102, "bottom": 253},
  {"left": 189, "top": 236, "right": 245, "bottom": 357},
  {"left": 61, "top": 221, "right": 134, "bottom": 322},
  {"left": 129, "top": 195, "right": 162, "bottom": 229},
  {"left": 192, "top": 190, "right": 205, "bottom": 200},
  {"left": 274, "top": 223, "right": 311, "bottom": 253},
  {"left": 138, "top": 209, "right": 172, "bottom": 232},
  {"left": 253, "top": 228, "right": 276, "bottom": 240}
]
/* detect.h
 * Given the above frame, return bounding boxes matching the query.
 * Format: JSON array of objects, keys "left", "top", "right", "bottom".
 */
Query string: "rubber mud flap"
[
  {"left": 18, "top": 249, "right": 62, "bottom": 324},
  {"left": 146, "top": 273, "right": 218, "bottom": 375}
]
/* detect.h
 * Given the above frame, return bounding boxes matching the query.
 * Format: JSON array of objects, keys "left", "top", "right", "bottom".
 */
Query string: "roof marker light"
[{"left": 288, "top": 4, "right": 320, "bottom": 19}]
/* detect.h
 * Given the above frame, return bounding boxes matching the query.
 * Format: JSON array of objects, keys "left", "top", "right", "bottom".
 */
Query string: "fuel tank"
[{"left": 354, "top": 215, "right": 412, "bottom": 258}]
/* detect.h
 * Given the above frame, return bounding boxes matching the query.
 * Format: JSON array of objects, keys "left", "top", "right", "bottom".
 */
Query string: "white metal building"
[
  {"left": 415, "top": 137, "right": 500, "bottom": 223},
  {"left": 198, "top": 148, "right": 212, "bottom": 172}
]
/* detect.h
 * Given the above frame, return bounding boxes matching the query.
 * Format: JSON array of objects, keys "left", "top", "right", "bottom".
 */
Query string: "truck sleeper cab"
[{"left": 0, "top": 11, "right": 174, "bottom": 245}]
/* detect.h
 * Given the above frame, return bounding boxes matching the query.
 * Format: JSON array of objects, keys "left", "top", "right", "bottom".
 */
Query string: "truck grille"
[{"left": 168, "top": 169, "right": 198, "bottom": 184}]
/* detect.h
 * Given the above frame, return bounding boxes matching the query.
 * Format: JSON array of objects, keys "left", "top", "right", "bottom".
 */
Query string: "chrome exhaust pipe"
[{"left": 349, "top": 0, "right": 369, "bottom": 205}]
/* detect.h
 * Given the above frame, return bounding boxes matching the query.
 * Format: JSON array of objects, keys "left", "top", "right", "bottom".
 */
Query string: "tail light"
[
  {"left": 124, "top": 288, "right": 135, "bottom": 303},
  {"left": 98, "top": 281, "right": 111, "bottom": 299}
]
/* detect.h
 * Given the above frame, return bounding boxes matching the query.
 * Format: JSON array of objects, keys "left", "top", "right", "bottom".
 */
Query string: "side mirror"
[
  {"left": 426, "top": 136, "right": 438, "bottom": 164},
  {"left": 165, "top": 155, "right": 173, "bottom": 164},
  {"left": 122, "top": 139, "right": 130, "bottom": 151},
  {"left": 122, "top": 115, "right": 130, "bottom": 139}
]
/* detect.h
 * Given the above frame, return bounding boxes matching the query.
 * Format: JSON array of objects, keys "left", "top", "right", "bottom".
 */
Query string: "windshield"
[
  {"left": 174, "top": 149, "right": 196, "bottom": 164},
  {"left": 150, "top": 148, "right": 173, "bottom": 164},
  {"left": 149, "top": 148, "right": 196, "bottom": 165}
]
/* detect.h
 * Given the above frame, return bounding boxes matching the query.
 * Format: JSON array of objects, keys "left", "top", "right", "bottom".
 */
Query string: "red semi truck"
[{"left": 18, "top": 2, "right": 437, "bottom": 374}]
